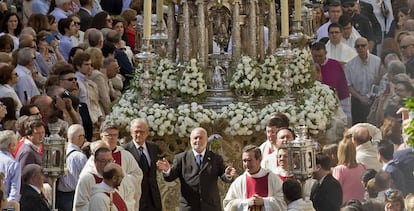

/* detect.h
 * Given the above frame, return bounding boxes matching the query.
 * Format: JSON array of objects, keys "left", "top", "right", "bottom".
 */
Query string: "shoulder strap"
[{"left": 66, "top": 149, "right": 77, "bottom": 157}]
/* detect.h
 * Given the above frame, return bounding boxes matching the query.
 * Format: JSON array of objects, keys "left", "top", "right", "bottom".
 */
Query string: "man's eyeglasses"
[
  {"left": 103, "top": 133, "right": 119, "bottom": 138},
  {"left": 355, "top": 44, "right": 367, "bottom": 48},
  {"left": 96, "top": 158, "right": 115, "bottom": 164},
  {"left": 60, "top": 77, "right": 77, "bottom": 82}
]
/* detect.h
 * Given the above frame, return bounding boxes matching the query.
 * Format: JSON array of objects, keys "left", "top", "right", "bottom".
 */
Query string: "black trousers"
[{"left": 351, "top": 96, "right": 371, "bottom": 125}]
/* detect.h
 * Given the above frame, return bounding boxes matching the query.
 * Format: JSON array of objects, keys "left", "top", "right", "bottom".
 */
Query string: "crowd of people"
[{"left": 0, "top": 0, "right": 411, "bottom": 210}]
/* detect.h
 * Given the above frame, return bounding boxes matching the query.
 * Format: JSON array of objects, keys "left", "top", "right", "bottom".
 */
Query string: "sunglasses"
[
  {"left": 61, "top": 77, "right": 77, "bottom": 82},
  {"left": 74, "top": 22, "right": 80, "bottom": 25}
]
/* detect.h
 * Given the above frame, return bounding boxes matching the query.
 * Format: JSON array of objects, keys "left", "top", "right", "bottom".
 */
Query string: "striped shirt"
[{"left": 58, "top": 143, "right": 87, "bottom": 192}]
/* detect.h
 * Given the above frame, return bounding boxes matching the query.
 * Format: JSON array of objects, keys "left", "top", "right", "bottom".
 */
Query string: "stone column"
[
  {"left": 167, "top": 3, "right": 177, "bottom": 61},
  {"left": 231, "top": 0, "right": 241, "bottom": 63},
  {"left": 268, "top": 0, "right": 277, "bottom": 54},
  {"left": 196, "top": 0, "right": 207, "bottom": 68},
  {"left": 248, "top": 0, "right": 257, "bottom": 58},
  {"left": 182, "top": 0, "right": 191, "bottom": 62}
]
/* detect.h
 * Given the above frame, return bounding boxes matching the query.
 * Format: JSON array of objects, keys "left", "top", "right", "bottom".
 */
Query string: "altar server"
[
  {"left": 259, "top": 113, "right": 289, "bottom": 162},
  {"left": 223, "top": 145, "right": 286, "bottom": 211}
]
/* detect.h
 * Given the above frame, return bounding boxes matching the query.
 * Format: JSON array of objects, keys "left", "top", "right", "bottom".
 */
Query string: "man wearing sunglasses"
[
  {"left": 399, "top": 35, "right": 414, "bottom": 78},
  {"left": 345, "top": 37, "right": 381, "bottom": 124}
]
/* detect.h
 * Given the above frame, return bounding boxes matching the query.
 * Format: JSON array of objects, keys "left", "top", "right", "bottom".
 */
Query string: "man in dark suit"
[
  {"left": 76, "top": 0, "right": 93, "bottom": 32},
  {"left": 16, "top": 118, "right": 45, "bottom": 169},
  {"left": 377, "top": 140, "right": 407, "bottom": 195},
  {"left": 157, "top": 127, "right": 236, "bottom": 211},
  {"left": 310, "top": 154, "right": 342, "bottom": 211},
  {"left": 123, "top": 118, "right": 162, "bottom": 211},
  {"left": 20, "top": 164, "right": 50, "bottom": 211},
  {"left": 394, "top": 146, "right": 414, "bottom": 194}
]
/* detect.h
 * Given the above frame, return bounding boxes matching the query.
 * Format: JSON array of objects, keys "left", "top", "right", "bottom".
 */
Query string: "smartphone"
[{"left": 45, "top": 34, "right": 55, "bottom": 44}]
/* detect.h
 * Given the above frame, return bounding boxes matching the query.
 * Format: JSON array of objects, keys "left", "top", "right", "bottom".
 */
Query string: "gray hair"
[
  {"left": 55, "top": 0, "right": 70, "bottom": 6},
  {"left": 130, "top": 118, "right": 149, "bottom": 130},
  {"left": 17, "top": 47, "right": 34, "bottom": 66},
  {"left": 0, "top": 130, "right": 17, "bottom": 150},
  {"left": 103, "top": 57, "right": 117, "bottom": 68},
  {"left": 22, "top": 164, "right": 41, "bottom": 184},
  {"left": 87, "top": 28, "right": 103, "bottom": 48},
  {"left": 67, "top": 124, "right": 84, "bottom": 142},
  {"left": 388, "top": 60, "right": 406, "bottom": 75}
]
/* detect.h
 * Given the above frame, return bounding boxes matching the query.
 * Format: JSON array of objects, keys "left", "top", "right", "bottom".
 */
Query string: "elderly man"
[
  {"left": 56, "top": 124, "right": 88, "bottom": 211},
  {"left": 223, "top": 145, "right": 285, "bottom": 211},
  {"left": 50, "top": 0, "right": 71, "bottom": 21},
  {"left": 13, "top": 47, "right": 40, "bottom": 104},
  {"left": 123, "top": 118, "right": 162, "bottom": 211},
  {"left": 20, "top": 164, "right": 49, "bottom": 211},
  {"left": 326, "top": 23, "right": 357, "bottom": 64},
  {"left": 0, "top": 130, "right": 21, "bottom": 203},
  {"left": 101, "top": 121, "right": 143, "bottom": 211},
  {"left": 345, "top": 37, "right": 381, "bottom": 124},
  {"left": 89, "top": 163, "right": 127, "bottom": 211},
  {"left": 400, "top": 35, "right": 414, "bottom": 78},
  {"left": 157, "top": 127, "right": 236, "bottom": 211},
  {"left": 350, "top": 125, "right": 382, "bottom": 171}
]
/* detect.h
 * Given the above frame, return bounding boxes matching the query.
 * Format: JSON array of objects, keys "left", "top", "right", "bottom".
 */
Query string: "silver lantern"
[
  {"left": 285, "top": 126, "right": 316, "bottom": 181},
  {"left": 41, "top": 125, "right": 67, "bottom": 210}
]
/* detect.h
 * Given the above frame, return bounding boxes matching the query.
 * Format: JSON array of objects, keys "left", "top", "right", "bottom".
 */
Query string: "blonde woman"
[{"left": 333, "top": 138, "right": 366, "bottom": 204}]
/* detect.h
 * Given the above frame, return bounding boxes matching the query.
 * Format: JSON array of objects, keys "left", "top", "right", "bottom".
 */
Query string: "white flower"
[
  {"left": 178, "top": 59, "right": 207, "bottom": 97},
  {"left": 230, "top": 56, "right": 261, "bottom": 91},
  {"left": 220, "top": 103, "right": 258, "bottom": 136},
  {"left": 175, "top": 103, "right": 217, "bottom": 137}
]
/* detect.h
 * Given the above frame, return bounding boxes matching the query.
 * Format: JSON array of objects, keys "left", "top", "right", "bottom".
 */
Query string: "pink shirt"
[{"left": 332, "top": 164, "right": 365, "bottom": 203}]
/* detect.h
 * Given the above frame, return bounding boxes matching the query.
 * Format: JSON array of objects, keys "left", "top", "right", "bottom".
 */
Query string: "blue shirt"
[
  {"left": 13, "top": 65, "right": 40, "bottom": 104},
  {"left": 57, "top": 143, "right": 87, "bottom": 192},
  {"left": 58, "top": 35, "right": 73, "bottom": 61},
  {"left": 50, "top": 7, "right": 68, "bottom": 22},
  {"left": 0, "top": 150, "right": 21, "bottom": 201},
  {"left": 32, "top": 0, "right": 50, "bottom": 15},
  {"left": 75, "top": 71, "right": 89, "bottom": 105}
]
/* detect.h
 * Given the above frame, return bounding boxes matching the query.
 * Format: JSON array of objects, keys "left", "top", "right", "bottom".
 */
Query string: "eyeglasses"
[
  {"left": 355, "top": 44, "right": 367, "bottom": 48},
  {"left": 60, "top": 77, "right": 77, "bottom": 82},
  {"left": 103, "top": 133, "right": 119, "bottom": 137},
  {"left": 399, "top": 44, "right": 414, "bottom": 49},
  {"left": 96, "top": 158, "right": 114, "bottom": 164},
  {"left": 74, "top": 22, "right": 80, "bottom": 25},
  {"left": 329, "top": 31, "right": 341, "bottom": 34}
]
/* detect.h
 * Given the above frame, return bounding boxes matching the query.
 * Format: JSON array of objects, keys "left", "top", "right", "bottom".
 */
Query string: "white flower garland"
[
  {"left": 137, "top": 103, "right": 177, "bottom": 136},
  {"left": 152, "top": 59, "right": 178, "bottom": 96},
  {"left": 178, "top": 59, "right": 207, "bottom": 97},
  {"left": 221, "top": 102, "right": 258, "bottom": 136},
  {"left": 175, "top": 102, "right": 218, "bottom": 137},
  {"left": 106, "top": 90, "right": 141, "bottom": 130},
  {"left": 290, "top": 48, "right": 313, "bottom": 88},
  {"left": 260, "top": 55, "right": 283, "bottom": 93},
  {"left": 230, "top": 56, "right": 261, "bottom": 91}
]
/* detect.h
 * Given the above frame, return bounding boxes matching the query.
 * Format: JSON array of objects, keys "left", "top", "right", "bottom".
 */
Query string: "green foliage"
[{"left": 404, "top": 97, "right": 414, "bottom": 147}]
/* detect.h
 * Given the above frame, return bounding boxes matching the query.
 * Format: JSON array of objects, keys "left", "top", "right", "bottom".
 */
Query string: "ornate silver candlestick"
[
  {"left": 275, "top": 37, "right": 296, "bottom": 103},
  {"left": 136, "top": 39, "right": 156, "bottom": 107},
  {"left": 41, "top": 126, "right": 66, "bottom": 210}
]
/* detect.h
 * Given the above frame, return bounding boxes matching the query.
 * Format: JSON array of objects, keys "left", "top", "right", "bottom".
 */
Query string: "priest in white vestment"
[
  {"left": 325, "top": 23, "right": 357, "bottom": 64},
  {"left": 223, "top": 145, "right": 286, "bottom": 211},
  {"left": 89, "top": 163, "right": 128, "bottom": 211}
]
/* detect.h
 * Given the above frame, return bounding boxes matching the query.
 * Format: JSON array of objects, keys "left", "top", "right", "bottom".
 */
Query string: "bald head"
[
  {"left": 102, "top": 163, "right": 124, "bottom": 188},
  {"left": 351, "top": 126, "right": 370, "bottom": 146}
]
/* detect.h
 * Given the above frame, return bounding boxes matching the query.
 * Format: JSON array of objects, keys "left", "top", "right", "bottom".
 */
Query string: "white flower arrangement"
[
  {"left": 230, "top": 56, "right": 261, "bottom": 91},
  {"left": 221, "top": 102, "right": 258, "bottom": 136},
  {"left": 296, "top": 81, "right": 338, "bottom": 134},
  {"left": 289, "top": 48, "right": 313, "bottom": 89},
  {"left": 178, "top": 59, "right": 207, "bottom": 97},
  {"left": 259, "top": 55, "right": 283, "bottom": 94},
  {"left": 106, "top": 89, "right": 141, "bottom": 130},
  {"left": 152, "top": 59, "right": 178, "bottom": 98},
  {"left": 137, "top": 103, "right": 177, "bottom": 136},
  {"left": 256, "top": 101, "right": 298, "bottom": 131},
  {"left": 175, "top": 102, "right": 218, "bottom": 137}
]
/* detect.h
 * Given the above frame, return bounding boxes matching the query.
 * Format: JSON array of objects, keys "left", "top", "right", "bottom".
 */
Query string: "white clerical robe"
[
  {"left": 223, "top": 168, "right": 286, "bottom": 211},
  {"left": 326, "top": 41, "right": 357, "bottom": 64},
  {"left": 89, "top": 182, "right": 128, "bottom": 211},
  {"left": 259, "top": 140, "right": 277, "bottom": 167},
  {"left": 74, "top": 148, "right": 143, "bottom": 211}
]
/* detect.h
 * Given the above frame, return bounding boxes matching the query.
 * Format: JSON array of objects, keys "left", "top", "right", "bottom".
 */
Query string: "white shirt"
[{"left": 326, "top": 41, "right": 357, "bottom": 64}]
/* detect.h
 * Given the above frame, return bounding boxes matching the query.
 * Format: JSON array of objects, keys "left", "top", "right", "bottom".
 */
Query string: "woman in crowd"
[
  {"left": 37, "top": 30, "right": 64, "bottom": 73},
  {"left": 120, "top": 8, "right": 137, "bottom": 50},
  {"left": 0, "top": 12, "right": 23, "bottom": 51},
  {"left": 333, "top": 138, "right": 366, "bottom": 203},
  {"left": 381, "top": 117, "right": 403, "bottom": 148},
  {"left": 0, "top": 65, "right": 21, "bottom": 115},
  {"left": 0, "top": 35, "right": 14, "bottom": 54},
  {"left": 406, "top": 193, "right": 414, "bottom": 211},
  {"left": 313, "top": 5, "right": 326, "bottom": 32},
  {"left": 58, "top": 17, "right": 76, "bottom": 61},
  {"left": 27, "top": 13, "right": 50, "bottom": 33},
  {"left": 47, "top": 14, "right": 60, "bottom": 39},
  {"left": 69, "top": 14, "right": 84, "bottom": 47},
  {"left": 112, "top": 16, "right": 127, "bottom": 43},
  {"left": 90, "top": 11, "right": 112, "bottom": 30},
  {"left": 0, "top": 97, "right": 16, "bottom": 130}
]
